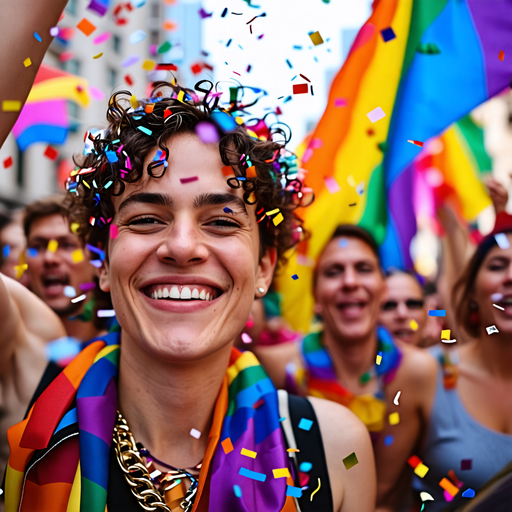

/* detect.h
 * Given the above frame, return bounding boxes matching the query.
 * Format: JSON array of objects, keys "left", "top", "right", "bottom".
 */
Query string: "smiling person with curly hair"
[{"left": 5, "top": 82, "right": 375, "bottom": 512}]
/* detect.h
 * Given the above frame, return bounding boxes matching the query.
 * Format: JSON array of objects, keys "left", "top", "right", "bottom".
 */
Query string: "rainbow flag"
[
  {"left": 12, "top": 64, "right": 90, "bottom": 151},
  {"left": 277, "top": 0, "right": 512, "bottom": 332}
]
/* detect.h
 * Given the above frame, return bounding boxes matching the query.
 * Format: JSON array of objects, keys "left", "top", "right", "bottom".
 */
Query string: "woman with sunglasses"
[{"left": 379, "top": 270, "right": 428, "bottom": 346}]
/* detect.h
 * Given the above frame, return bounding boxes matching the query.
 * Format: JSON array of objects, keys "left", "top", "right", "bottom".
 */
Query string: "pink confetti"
[
  {"left": 310, "top": 138, "right": 323, "bottom": 149},
  {"left": 334, "top": 98, "right": 347, "bottom": 107},
  {"left": 93, "top": 32, "right": 111, "bottom": 45},
  {"left": 367, "top": 107, "right": 386, "bottom": 123},
  {"left": 324, "top": 176, "right": 341, "bottom": 194},
  {"left": 50, "top": 27, "right": 59, "bottom": 37},
  {"left": 195, "top": 122, "right": 219, "bottom": 144},
  {"left": 59, "top": 52, "right": 74, "bottom": 62},
  {"left": 110, "top": 224, "right": 118, "bottom": 239},
  {"left": 302, "top": 148, "right": 313, "bottom": 163},
  {"left": 241, "top": 333, "right": 252, "bottom": 344},
  {"left": 180, "top": 177, "right": 199, "bottom": 184},
  {"left": 89, "top": 85, "right": 105, "bottom": 100},
  {"left": 79, "top": 282, "right": 97, "bottom": 291}
]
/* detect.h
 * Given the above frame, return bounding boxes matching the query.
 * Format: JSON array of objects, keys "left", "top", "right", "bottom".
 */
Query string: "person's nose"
[
  {"left": 341, "top": 266, "right": 359, "bottom": 290},
  {"left": 43, "top": 246, "right": 61, "bottom": 266},
  {"left": 156, "top": 217, "right": 209, "bottom": 267},
  {"left": 395, "top": 301, "right": 409, "bottom": 319}
]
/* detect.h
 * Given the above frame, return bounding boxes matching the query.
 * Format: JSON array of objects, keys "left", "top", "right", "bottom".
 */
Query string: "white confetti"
[{"left": 190, "top": 428, "right": 201, "bottom": 439}]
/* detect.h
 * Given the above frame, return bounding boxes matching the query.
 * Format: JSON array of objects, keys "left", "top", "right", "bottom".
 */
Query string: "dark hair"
[
  {"left": 330, "top": 224, "right": 380, "bottom": 261},
  {"left": 453, "top": 233, "right": 501, "bottom": 337},
  {"left": 23, "top": 193, "right": 69, "bottom": 239},
  {"left": 384, "top": 268, "right": 425, "bottom": 296},
  {"left": 66, "top": 81, "right": 308, "bottom": 268}
]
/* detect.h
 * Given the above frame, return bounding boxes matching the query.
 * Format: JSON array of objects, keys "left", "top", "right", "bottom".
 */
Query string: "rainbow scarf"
[
  {"left": 287, "top": 327, "right": 401, "bottom": 434},
  {"left": 6, "top": 332, "right": 297, "bottom": 512}
]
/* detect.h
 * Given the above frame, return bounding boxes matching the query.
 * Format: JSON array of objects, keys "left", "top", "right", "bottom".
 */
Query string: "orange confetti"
[
  {"left": 76, "top": 18, "right": 97, "bottom": 37},
  {"left": 163, "top": 20, "right": 178, "bottom": 31},
  {"left": 221, "top": 438, "right": 233, "bottom": 454},
  {"left": 439, "top": 477, "right": 459, "bottom": 497},
  {"left": 145, "top": 104, "right": 155, "bottom": 114},
  {"left": 499, "top": 50, "right": 505, "bottom": 62},
  {"left": 221, "top": 165, "right": 234, "bottom": 177}
]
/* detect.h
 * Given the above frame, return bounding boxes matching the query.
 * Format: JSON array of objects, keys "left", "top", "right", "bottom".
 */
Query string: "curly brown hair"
[{"left": 66, "top": 81, "right": 309, "bottom": 268}]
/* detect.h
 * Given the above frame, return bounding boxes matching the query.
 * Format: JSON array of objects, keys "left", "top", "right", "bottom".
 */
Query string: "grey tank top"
[{"left": 413, "top": 346, "right": 512, "bottom": 511}]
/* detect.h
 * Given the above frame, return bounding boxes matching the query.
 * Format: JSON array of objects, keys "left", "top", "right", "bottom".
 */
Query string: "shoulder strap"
[{"left": 278, "top": 390, "right": 333, "bottom": 512}]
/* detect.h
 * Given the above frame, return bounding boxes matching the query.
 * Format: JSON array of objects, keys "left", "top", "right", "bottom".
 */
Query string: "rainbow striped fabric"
[
  {"left": 11, "top": 63, "right": 90, "bottom": 151},
  {"left": 6, "top": 333, "right": 297, "bottom": 512},
  {"left": 277, "top": 0, "right": 512, "bottom": 332}
]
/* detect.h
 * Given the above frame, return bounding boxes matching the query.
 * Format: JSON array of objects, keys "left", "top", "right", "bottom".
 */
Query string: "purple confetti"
[
  {"left": 121, "top": 55, "right": 141, "bottom": 68},
  {"left": 180, "top": 177, "right": 199, "bottom": 184},
  {"left": 195, "top": 122, "right": 219, "bottom": 144}
]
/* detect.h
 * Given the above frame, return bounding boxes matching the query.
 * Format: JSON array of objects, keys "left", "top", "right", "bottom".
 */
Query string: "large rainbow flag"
[
  {"left": 277, "top": 0, "right": 512, "bottom": 333},
  {"left": 12, "top": 64, "right": 90, "bottom": 151}
]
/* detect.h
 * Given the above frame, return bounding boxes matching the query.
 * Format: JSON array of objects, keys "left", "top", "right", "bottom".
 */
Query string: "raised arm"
[{"left": 0, "top": 0, "right": 68, "bottom": 147}]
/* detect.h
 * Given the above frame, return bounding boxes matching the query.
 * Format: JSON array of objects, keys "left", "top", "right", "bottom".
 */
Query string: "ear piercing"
[{"left": 258, "top": 287, "right": 265, "bottom": 294}]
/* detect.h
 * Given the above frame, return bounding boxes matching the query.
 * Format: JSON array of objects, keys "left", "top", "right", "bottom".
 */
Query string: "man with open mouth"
[{"left": 5, "top": 82, "right": 376, "bottom": 512}]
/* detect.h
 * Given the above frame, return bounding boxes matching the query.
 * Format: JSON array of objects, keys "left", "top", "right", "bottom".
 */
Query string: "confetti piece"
[
  {"left": 299, "top": 462, "right": 312, "bottom": 472},
  {"left": 195, "top": 121, "right": 219, "bottom": 143},
  {"left": 241, "top": 333, "right": 252, "bottom": 344},
  {"left": 310, "top": 478, "right": 321, "bottom": 501},
  {"left": 393, "top": 391, "right": 401, "bottom": 406},
  {"left": 64, "top": 286, "right": 77, "bottom": 298},
  {"left": 72, "top": 249, "right": 85, "bottom": 263},
  {"left": 462, "top": 488, "right": 475, "bottom": 498},
  {"left": 3, "top": 157, "right": 13, "bottom": 168},
  {"left": 389, "top": 412, "right": 400, "bottom": 425},
  {"left": 460, "top": 459, "right": 472, "bottom": 470},
  {"left": 71, "top": 294, "right": 87, "bottom": 303},
  {"left": 339, "top": 238, "right": 348, "bottom": 248},
  {"left": 233, "top": 484, "right": 242, "bottom": 498},
  {"left": 2, "top": 100, "right": 22, "bottom": 112},
  {"left": 367, "top": 107, "right": 386, "bottom": 123},
  {"left": 50, "top": 27, "right": 59, "bottom": 37},
  {"left": 47, "top": 240, "right": 59, "bottom": 253},
  {"left": 429, "top": 310, "right": 446, "bottom": 317},
  {"left": 70, "top": 223, "right": 80, "bottom": 234},
  {"left": 180, "top": 176, "right": 199, "bottom": 184},
  {"left": 495, "top": 233, "right": 510, "bottom": 249},
  {"left": 384, "top": 435, "right": 394, "bottom": 446},
  {"left": 79, "top": 282, "right": 96, "bottom": 291},
  {"left": 498, "top": 50, "right": 505, "bottom": 62},
  {"left": 2, "top": 245, "right": 10, "bottom": 258},
  {"left": 93, "top": 53, "right": 104, "bottom": 59},
  {"left": 110, "top": 224, "right": 118, "bottom": 239},
  {"left": 407, "top": 140, "right": 424, "bottom": 147},
  {"left": 221, "top": 438, "right": 233, "bottom": 454},
  {"left": 124, "top": 74, "right": 134, "bottom": 86},
  {"left": 286, "top": 485, "right": 302, "bottom": 498},
  {"left": 23, "top": 58, "right": 32, "bottom": 67},
  {"left": 14, "top": 263, "right": 28, "bottom": 279},
  {"left": 420, "top": 492, "right": 434, "bottom": 501},
  {"left": 137, "top": 126, "right": 152, "bottom": 136},
  {"left": 190, "top": 428, "right": 201, "bottom": 439},
  {"left": 441, "top": 329, "right": 451, "bottom": 340},
  {"left": 239, "top": 467, "right": 266, "bottom": 482},
  {"left": 439, "top": 477, "right": 459, "bottom": 497},
  {"left": 34, "top": 32, "right": 42, "bottom": 42},
  {"left": 324, "top": 176, "right": 341, "bottom": 194},
  {"left": 414, "top": 463, "right": 429, "bottom": 478},
  {"left": 93, "top": 32, "right": 111, "bottom": 44},
  {"left": 298, "top": 418, "right": 313, "bottom": 431},
  {"left": 410, "top": 319, "right": 418, "bottom": 330},
  {"left": 273, "top": 468, "right": 291, "bottom": 478},
  {"left": 376, "top": 352, "right": 382, "bottom": 365},
  {"left": 121, "top": 55, "right": 141, "bottom": 68},
  {"left": 241, "top": 448, "right": 257, "bottom": 458},
  {"left": 493, "top": 303, "right": 504, "bottom": 311},
  {"left": 97, "top": 310, "right": 116, "bottom": 317},
  {"left": 252, "top": 398, "right": 265, "bottom": 409},
  {"left": 272, "top": 213, "right": 284, "bottom": 226},
  {"left": 149, "top": 469, "right": 162, "bottom": 479},
  {"left": 309, "top": 31, "right": 324, "bottom": 46},
  {"left": 77, "top": 18, "right": 97, "bottom": 36},
  {"left": 130, "top": 29, "right": 147, "bottom": 44},
  {"left": 44, "top": 146, "right": 59, "bottom": 160},
  {"left": 380, "top": 27, "right": 396, "bottom": 42},
  {"left": 142, "top": 59, "right": 155, "bottom": 71},
  {"left": 163, "top": 20, "right": 178, "bottom": 31},
  {"left": 408, "top": 455, "right": 422, "bottom": 468},
  {"left": 158, "top": 41, "right": 172, "bottom": 53},
  {"left": 334, "top": 97, "right": 347, "bottom": 107},
  {"left": 293, "top": 83, "right": 309, "bottom": 94},
  {"left": 342, "top": 452, "right": 359, "bottom": 470}
]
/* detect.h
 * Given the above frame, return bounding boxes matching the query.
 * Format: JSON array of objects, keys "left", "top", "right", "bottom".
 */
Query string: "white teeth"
[
  {"left": 199, "top": 289, "right": 206, "bottom": 300},
  {"left": 162, "top": 287, "right": 169, "bottom": 298},
  {"left": 157, "top": 289, "right": 163, "bottom": 299},
  {"left": 170, "top": 286, "right": 180, "bottom": 299},
  {"left": 206, "top": 292, "right": 210, "bottom": 301},
  {"left": 192, "top": 288, "right": 199, "bottom": 299},
  {"left": 181, "top": 287, "right": 192, "bottom": 299},
  {"left": 153, "top": 291, "right": 158, "bottom": 299}
]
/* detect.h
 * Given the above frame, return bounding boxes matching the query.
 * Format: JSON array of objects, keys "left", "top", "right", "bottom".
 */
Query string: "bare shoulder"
[
  {"left": 253, "top": 341, "right": 300, "bottom": 389},
  {"left": 309, "top": 396, "right": 376, "bottom": 512},
  {"left": 396, "top": 343, "right": 438, "bottom": 390}
]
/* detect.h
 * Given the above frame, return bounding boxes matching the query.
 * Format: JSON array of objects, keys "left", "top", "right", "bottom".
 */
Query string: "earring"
[
  {"left": 469, "top": 300, "right": 479, "bottom": 326},
  {"left": 258, "top": 287, "right": 265, "bottom": 294}
]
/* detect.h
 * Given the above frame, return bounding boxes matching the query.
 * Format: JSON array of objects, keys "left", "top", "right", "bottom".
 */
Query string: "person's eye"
[
  {"left": 207, "top": 217, "right": 240, "bottom": 229},
  {"left": 129, "top": 216, "right": 163, "bottom": 225},
  {"left": 488, "top": 263, "right": 507, "bottom": 271},
  {"left": 358, "top": 265, "right": 374, "bottom": 273},
  {"left": 324, "top": 268, "right": 341, "bottom": 277}
]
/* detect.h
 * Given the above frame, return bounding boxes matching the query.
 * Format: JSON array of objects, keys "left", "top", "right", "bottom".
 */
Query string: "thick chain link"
[{"left": 113, "top": 411, "right": 196, "bottom": 512}]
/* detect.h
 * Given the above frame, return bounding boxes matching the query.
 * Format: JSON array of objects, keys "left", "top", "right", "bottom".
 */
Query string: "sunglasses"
[{"left": 382, "top": 299, "right": 425, "bottom": 311}]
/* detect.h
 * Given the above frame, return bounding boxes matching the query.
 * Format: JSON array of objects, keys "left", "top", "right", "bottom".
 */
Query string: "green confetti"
[{"left": 342, "top": 452, "right": 359, "bottom": 470}]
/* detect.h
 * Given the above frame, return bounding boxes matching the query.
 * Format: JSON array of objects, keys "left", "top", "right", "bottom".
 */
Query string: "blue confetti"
[
  {"left": 286, "top": 485, "right": 302, "bottom": 498},
  {"left": 428, "top": 310, "right": 446, "bottom": 317},
  {"left": 2, "top": 245, "right": 10, "bottom": 258},
  {"left": 239, "top": 467, "right": 266, "bottom": 482},
  {"left": 105, "top": 151, "right": 118, "bottom": 163},
  {"left": 233, "top": 484, "right": 242, "bottom": 498},
  {"left": 129, "top": 29, "right": 147, "bottom": 45},
  {"left": 298, "top": 418, "right": 313, "bottom": 431},
  {"left": 462, "top": 488, "right": 475, "bottom": 498},
  {"left": 339, "top": 238, "right": 348, "bottom": 248},
  {"left": 137, "top": 126, "right": 153, "bottom": 136},
  {"left": 279, "top": 417, "right": 286, "bottom": 422},
  {"left": 286, "top": 59, "right": 292, "bottom": 69},
  {"left": 299, "top": 462, "right": 312, "bottom": 472},
  {"left": 380, "top": 27, "right": 396, "bottom": 42},
  {"left": 27, "top": 247, "right": 38, "bottom": 258},
  {"left": 34, "top": 31, "right": 42, "bottom": 42},
  {"left": 291, "top": 274, "right": 299, "bottom": 280},
  {"left": 223, "top": 207, "right": 233, "bottom": 214},
  {"left": 384, "top": 435, "right": 394, "bottom": 446}
]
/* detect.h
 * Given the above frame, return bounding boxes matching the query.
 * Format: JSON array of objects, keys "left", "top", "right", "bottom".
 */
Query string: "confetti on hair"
[{"left": 137, "top": 126, "right": 152, "bottom": 136}]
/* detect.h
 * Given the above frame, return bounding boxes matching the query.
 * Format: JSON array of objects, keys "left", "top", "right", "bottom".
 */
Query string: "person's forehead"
[
  {"left": 321, "top": 236, "right": 379, "bottom": 264},
  {"left": 386, "top": 273, "right": 422, "bottom": 296},
  {"left": 29, "top": 214, "right": 71, "bottom": 238}
]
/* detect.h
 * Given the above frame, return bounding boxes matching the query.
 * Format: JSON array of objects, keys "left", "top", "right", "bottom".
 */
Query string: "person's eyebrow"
[
  {"left": 193, "top": 192, "right": 249, "bottom": 217},
  {"left": 118, "top": 192, "right": 174, "bottom": 214}
]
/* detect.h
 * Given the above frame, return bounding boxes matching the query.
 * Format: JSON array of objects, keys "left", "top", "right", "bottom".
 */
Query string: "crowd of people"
[{"left": 1, "top": 6, "right": 511, "bottom": 510}]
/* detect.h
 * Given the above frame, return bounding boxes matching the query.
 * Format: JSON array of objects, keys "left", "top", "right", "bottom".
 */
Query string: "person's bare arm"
[
  {"left": 310, "top": 396, "right": 376, "bottom": 512},
  {"left": 0, "top": 0, "right": 68, "bottom": 147},
  {"left": 0, "top": 273, "right": 65, "bottom": 373},
  {"left": 375, "top": 346, "right": 437, "bottom": 511}
]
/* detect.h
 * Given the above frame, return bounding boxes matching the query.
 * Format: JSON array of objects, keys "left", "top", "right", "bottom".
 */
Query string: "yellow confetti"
[
  {"left": 70, "top": 223, "right": 80, "bottom": 234},
  {"left": 272, "top": 468, "right": 290, "bottom": 479},
  {"left": 376, "top": 354, "right": 382, "bottom": 365},
  {"left": 410, "top": 319, "right": 418, "bottom": 331},
  {"left": 72, "top": 249, "right": 84, "bottom": 263},
  {"left": 14, "top": 263, "right": 28, "bottom": 279},
  {"left": 441, "top": 329, "right": 451, "bottom": 340},
  {"left": 310, "top": 478, "right": 321, "bottom": 501},
  {"left": 130, "top": 95, "right": 138, "bottom": 109},
  {"left": 2, "top": 100, "right": 22, "bottom": 112},
  {"left": 142, "top": 59, "right": 155, "bottom": 71},
  {"left": 389, "top": 412, "right": 400, "bottom": 425},
  {"left": 177, "top": 90, "right": 185, "bottom": 102},
  {"left": 23, "top": 58, "right": 32, "bottom": 67},
  {"left": 47, "top": 239, "right": 59, "bottom": 253},
  {"left": 241, "top": 448, "right": 257, "bottom": 459},
  {"left": 286, "top": 448, "right": 300, "bottom": 453},
  {"left": 266, "top": 208, "right": 280, "bottom": 216},
  {"left": 414, "top": 463, "right": 429, "bottom": 478},
  {"left": 93, "top": 52, "right": 104, "bottom": 59},
  {"left": 347, "top": 175, "right": 356, "bottom": 187},
  {"left": 272, "top": 212, "right": 284, "bottom": 226},
  {"left": 309, "top": 31, "right": 324, "bottom": 46}
]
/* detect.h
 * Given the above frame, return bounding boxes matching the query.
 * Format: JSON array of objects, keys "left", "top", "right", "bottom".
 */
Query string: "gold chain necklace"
[{"left": 113, "top": 411, "right": 199, "bottom": 512}]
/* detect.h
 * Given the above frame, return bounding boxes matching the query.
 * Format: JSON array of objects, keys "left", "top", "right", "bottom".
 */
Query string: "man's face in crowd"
[{"left": 26, "top": 214, "right": 96, "bottom": 316}]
